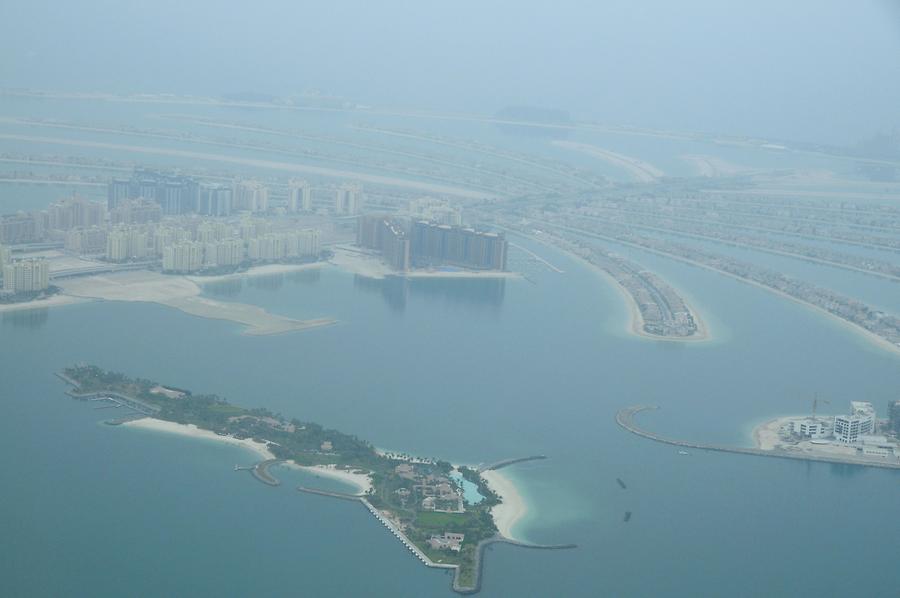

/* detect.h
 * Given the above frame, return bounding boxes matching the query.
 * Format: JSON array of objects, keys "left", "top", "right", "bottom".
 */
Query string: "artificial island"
[
  {"left": 58, "top": 365, "right": 574, "bottom": 594},
  {"left": 618, "top": 400, "right": 900, "bottom": 469}
]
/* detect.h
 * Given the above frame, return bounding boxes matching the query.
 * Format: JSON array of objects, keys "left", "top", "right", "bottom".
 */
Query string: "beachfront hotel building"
[
  {"left": 0, "top": 244, "right": 10, "bottom": 265},
  {"left": 410, "top": 220, "right": 508, "bottom": 270},
  {"left": 357, "top": 214, "right": 411, "bottom": 271},
  {"left": 2, "top": 258, "right": 50, "bottom": 294}
]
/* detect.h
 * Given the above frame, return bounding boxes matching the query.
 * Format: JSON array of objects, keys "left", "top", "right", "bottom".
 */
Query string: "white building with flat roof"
[
  {"left": 833, "top": 402, "right": 876, "bottom": 444},
  {"left": 792, "top": 419, "right": 831, "bottom": 439}
]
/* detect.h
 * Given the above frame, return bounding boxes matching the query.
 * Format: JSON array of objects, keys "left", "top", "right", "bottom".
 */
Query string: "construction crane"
[{"left": 812, "top": 394, "right": 830, "bottom": 418}]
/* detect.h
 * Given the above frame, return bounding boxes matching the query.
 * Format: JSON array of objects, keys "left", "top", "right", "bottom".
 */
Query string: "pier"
[
  {"left": 479, "top": 455, "right": 547, "bottom": 472},
  {"left": 250, "top": 460, "right": 283, "bottom": 486},
  {"left": 617, "top": 405, "right": 900, "bottom": 470}
]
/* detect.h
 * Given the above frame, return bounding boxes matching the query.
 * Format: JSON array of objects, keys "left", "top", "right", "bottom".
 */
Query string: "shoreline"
[
  {"left": 121, "top": 418, "right": 374, "bottom": 494},
  {"left": 553, "top": 140, "right": 664, "bottom": 183},
  {"left": 123, "top": 417, "right": 276, "bottom": 461},
  {"left": 481, "top": 469, "right": 527, "bottom": 542},
  {"left": 55, "top": 270, "right": 336, "bottom": 336},
  {"left": 0, "top": 294, "right": 89, "bottom": 313},
  {"left": 282, "top": 462, "right": 373, "bottom": 495},
  {"left": 186, "top": 262, "right": 323, "bottom": 284},
  {"left": 590, "top": 260, "right": 711, "bottom": 343},
  {"left": 539, "top": 222, "right": 900, "bottom": 358}
]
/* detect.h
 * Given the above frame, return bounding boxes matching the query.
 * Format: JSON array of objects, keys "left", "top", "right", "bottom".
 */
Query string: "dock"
[
  {"left": 478, "top": 455, "right": 547, "bottom": 472},
  {"left": 616, "top": 405, "right": 900, "bottom": 470},
  {"left": 250, "top": 460, "right": 283, "bottom": 486}
]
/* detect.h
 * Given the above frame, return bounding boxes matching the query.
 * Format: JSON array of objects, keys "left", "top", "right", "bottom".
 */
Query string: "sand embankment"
[
  {"left": 55, "top": 270, "right": 335, "bottom": 335},
  {"left": 553, "top": 141, "right": 664, "bottom": 183},
  {"left": 186, "top": 262, "right": 322, "bottom": 284},
  {"left": 681, "top": 154, "right": 747, "bottom": 177},
  {"left": 481, "top": 469, "right": 527, "bottom": 542},
  {"left": 124, "top": 417, "right": 276, "bottom": 461},
  {"left": 0, "top": 294, "right": 89, "bottom": 313},
  {"left": 328, "top": 246, "right": 393, "bottom": 279}
]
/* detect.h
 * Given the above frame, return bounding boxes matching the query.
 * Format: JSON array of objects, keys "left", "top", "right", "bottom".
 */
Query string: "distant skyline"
[{"left": 1, "top": 0, "right": 899, "bottom": 144}]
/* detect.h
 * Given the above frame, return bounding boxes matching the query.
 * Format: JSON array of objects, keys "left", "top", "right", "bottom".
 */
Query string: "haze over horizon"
[{"left": 2, "top": 0, "right": 899, "bottom": 144}]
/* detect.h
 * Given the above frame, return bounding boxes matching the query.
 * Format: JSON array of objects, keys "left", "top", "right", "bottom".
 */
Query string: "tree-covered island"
[{"left": 61, "top": 365, "right": 511, "bottom": 592}]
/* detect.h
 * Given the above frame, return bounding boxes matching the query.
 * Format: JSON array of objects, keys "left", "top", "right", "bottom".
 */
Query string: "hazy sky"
[{"left": 1, "top": 1, "right": 899, "bottom": 144}]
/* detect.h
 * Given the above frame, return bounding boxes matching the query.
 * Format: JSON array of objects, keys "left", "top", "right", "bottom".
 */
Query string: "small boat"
[
  {"left": 624, "top": 511, "right": 632, "bottom": 522},
  {"left": 678, "top": 450, "right": 689, "bottom": 455},
  {"left": 616, "top": 478, "right": 627, "bottom": 489}
]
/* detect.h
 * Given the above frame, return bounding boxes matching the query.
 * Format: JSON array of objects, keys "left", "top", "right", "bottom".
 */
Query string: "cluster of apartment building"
[
  {"left": 1, "top": 255, "right": 50, "bottom": 295},
  {"left": 108, "top": 171, "right": 361, "bottom": 218},
  {"left": 108, "top": 169, "right": 301, "bottom": 216},
  {"left": 357, "top": 214, "right": 508, "bottom": 272}
]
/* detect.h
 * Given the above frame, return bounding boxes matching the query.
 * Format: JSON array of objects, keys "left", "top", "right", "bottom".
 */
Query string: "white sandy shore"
[
  {"left": 122, "top": 419, "right": 373, "bottom": 493},
  {"left": 283, "top": 462, "right": 373, "bottom": 495},
  {"left": 481, "top": 469, "right": 527, "bottom": 541},
  {"left": 123, "top": 417, "right": 276, "bottom": 461}
]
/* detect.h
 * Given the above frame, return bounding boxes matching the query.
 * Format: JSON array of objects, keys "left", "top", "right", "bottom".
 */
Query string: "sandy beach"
[
  {"left": 553, "top": 140, "right": 664, "bottom": 182},
  {"left": 481, "top": 469, "right": 527, "bottom": 541},
  {"left": 283, "top": 462, "right": 373, "bottom": 495},
  {"left": 0, "top": 294, "right": 89, "bottom": 313},
  {"left": 186, "top": 262, "right": 323, "bottom": 284},
  {"left": 123, "top": 417, "right": 276, "bottom": 461},
  {"left": 56, "top": 270, "right": 335, "bottom": 335}
]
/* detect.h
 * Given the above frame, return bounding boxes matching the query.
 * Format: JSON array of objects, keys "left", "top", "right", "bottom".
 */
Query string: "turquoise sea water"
[
  {"left": 2, "top": 244, "right": 899, "bottom": 597},
  {"left": 1, "top": 98, "right": 899, "bottom": 596}
]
